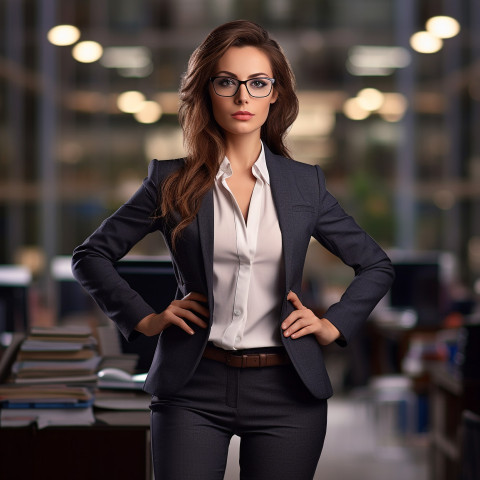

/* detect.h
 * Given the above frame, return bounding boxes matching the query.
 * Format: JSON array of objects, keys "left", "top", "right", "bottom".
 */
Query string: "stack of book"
[
  {"left": 11, "top": 325, "right": 101, "bottom": 386},
  {"left": 0, "top": 326, "right": 100, "bottom": 427},
  {"left": 0, "top": 384, "right": 93, "bottom": 409}
]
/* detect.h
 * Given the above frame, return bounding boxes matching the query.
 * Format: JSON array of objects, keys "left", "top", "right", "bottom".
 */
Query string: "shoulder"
[
  {"left": 265, "top": 148, "right": 325, "bottom": 188},
  {"left": 147, "top": 158, "right": 185, "bottom": 181}
]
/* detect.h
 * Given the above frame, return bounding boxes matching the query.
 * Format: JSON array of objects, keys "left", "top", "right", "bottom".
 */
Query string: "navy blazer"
[{"left": 72, "top": 145, "right": 394, "bottom": 399}]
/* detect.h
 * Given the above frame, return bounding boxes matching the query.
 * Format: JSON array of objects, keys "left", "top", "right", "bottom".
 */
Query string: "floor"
[{"left": 223, "top": 393, "right": 429, "bottom": 480}]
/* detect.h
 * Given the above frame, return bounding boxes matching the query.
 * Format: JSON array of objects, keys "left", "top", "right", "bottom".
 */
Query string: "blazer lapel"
[
  {"left": 196, "top": 189, "right": 215, "bottom": 313},
  {"left": 265, "top": 148, "right": 294, "bottom": 295}
]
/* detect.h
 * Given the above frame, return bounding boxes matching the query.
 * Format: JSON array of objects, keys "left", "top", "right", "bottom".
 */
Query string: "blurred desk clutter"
[
  {"left": 0, "top": 325, "right": 152, "bottom": 480},
  {"left": 368, "top": 309, "right": 480, "bottom": 480},
  {"left": 0, "top": 325, "right": 151, "bottom": 429}
]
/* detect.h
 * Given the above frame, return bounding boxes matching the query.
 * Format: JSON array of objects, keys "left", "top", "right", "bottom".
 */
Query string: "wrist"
[{"left": 135, "top": 313, "right": 157, "bottom": 334}]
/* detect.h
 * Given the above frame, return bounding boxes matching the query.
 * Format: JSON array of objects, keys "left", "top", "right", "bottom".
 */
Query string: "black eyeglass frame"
[{"left": 209, "top": 76, "right": 276, "bottom": 98}]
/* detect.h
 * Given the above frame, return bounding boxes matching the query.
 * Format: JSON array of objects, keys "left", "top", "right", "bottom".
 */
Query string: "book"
[{"left": 0, "top": 384, "right": 94, "bottom": 409}]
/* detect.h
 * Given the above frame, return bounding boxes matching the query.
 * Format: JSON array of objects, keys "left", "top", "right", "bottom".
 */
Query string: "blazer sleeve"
[
  {"left": 312, "top": 165, "right": 395, "bottom": 345},
  {"left": 71, "top": 159, "right": 168, "bottom": 341}
]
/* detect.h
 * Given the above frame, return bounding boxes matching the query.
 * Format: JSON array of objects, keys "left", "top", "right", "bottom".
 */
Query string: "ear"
[{"left": 270, "top": 89, "right": 278, "bottom": 104}]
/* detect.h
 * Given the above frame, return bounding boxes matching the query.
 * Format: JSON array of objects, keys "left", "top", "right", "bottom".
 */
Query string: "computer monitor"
[
  {"left": 388, "top": 251, "right": 455, "bottom": 326},
  {"left": 0, "top": 266, "right": 31, "bottom": 333},
  {"left": 114, "top": 256, "right": 178, "bottom": 372}
]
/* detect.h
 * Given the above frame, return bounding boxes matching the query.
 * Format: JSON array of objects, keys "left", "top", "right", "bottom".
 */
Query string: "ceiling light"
[
  {"left": 117, "top": 91, "right": 146, "bottom": 113},
  {"left": 343, "top": 98, "right": 370, "bottom": 120},
  {"left": 47, "top": 25, "right": 81, "bottom": 46},
  {"left": 426, "top": 16, "right": 460, "bottom": 39},
  {"left": 101, "top": 47, "right": 152, "bottom": 69},
  {"left": 378, "top": 93, "right": 408, "bottom": 122},
  {"left": 134, "top": 101, "right": 163, "bottom": 124},
  {"left": 100, "top": 46, "right": 153, "bottom": 77},
  {"left": 72, "top": 41, "right": 103, "bottom": 63},
  {"left": 347, "top": 46, "right": 411, "bottom": 76},
  {"left": 356, "top": 88, "right": 384, "bottom": 111},
  {"left": 410, "top": 31, "right": 443, "bottom": 54}
]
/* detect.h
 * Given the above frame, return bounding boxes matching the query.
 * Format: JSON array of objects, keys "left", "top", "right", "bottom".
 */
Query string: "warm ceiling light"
[
  {"left": 356, "top": 88, "right": 384, "bottom": 111},
  {"left": 101, "top": 47, "right": 151, "bottom": 69},
  {"left": 343, "top": 98, "right": 370, "bottom": 120},
  {"left": 347, "top": 45, "right": 411, "bottom": 76},
  {"left": 410, "top": 31, "right": 443, "bottom": 54},
  {"left": 426, "top": 16, "right": 460, "bottom": 39},
  {"left": 117, "top": 91, "right": 146, "bottom": 113},
  {"left": 72, "top": 41, "right": 103, "bottom": 63},
  {"left": 47, "top": 24, "right": 80, "bottom": 46},
  {"left": 134, "top": 101, "right": 163, "bottom": 124},
  {"left": 378, "top": 93, "right": 408, "bottom": 122}
]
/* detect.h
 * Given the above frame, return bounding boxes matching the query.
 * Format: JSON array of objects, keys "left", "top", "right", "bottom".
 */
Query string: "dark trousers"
[{"left": 150, "top": 353, "right": 328, "bottom": 480}]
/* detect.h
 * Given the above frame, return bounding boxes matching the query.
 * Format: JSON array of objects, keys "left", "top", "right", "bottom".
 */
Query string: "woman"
[{"left": 72, "top": 20, "right": 394, "bottom": 480}]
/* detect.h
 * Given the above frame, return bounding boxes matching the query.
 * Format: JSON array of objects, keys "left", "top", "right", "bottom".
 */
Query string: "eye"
[
  {"left": 217, "top": 77, "right": 237, "bottom": 87},
  {"left": 249, "top": 78, "right": 269, "bottom": 89}
]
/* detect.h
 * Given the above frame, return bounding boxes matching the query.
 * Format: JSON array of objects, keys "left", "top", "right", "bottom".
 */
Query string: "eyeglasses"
[{"left": 210, "top": 76, "right": 275, "bottom": 98}]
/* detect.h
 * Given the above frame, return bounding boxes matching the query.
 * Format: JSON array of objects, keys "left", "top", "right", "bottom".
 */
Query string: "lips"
[{"left": 231, "top": 111, "right": 254, "bottom": 120}]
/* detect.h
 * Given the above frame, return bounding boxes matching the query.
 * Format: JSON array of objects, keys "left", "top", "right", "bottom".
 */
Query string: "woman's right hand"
[{"left": 135, "top": 292, "right": 209, "bottom": 337}]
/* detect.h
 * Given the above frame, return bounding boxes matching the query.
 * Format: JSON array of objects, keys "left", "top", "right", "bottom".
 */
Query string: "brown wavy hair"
[{"left": 160, "top": 20, "right": 299, "bottom": 245}]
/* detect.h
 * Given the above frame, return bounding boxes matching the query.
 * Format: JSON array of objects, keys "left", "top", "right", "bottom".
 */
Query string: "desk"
[
  {"left": 0, "top": 422, "right": 151, "bottom": 480},
  {"left": 0, "top": 334, "right": 152, "bottom": 480}
]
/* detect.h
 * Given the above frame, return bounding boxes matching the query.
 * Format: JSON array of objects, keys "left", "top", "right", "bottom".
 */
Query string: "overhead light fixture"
[
  {"left": 72, "top": 41, "right": 103, "bottom": 63},
  {"left": 426, "top": 16, "right": 460, "bottom": 39},
  {"left": 117, "top": 91, "right": 146, "bottom": 113},
  {"left": 47, "top": 24, "right": 81, "bottom": 46},
  {"left": 378, "top": 93, "right": 408, "bottom": 122},
  {"left": 356, "top": 88, "right": 384, "bottom": 111},
  {"left": 134, "top": 101, "right": 163, "bottom": 124},
  {"left": 409, "top": 31, "right": 443, "bottom": 54},
  {"left": 343, "top": 98, "right": 370, "bottom": 120},
  {"left": 347, "top": 46, "right": 411, "bottom": 76},
  {"left": 100, "top": 46, "right": 153, "bottom": 78}
]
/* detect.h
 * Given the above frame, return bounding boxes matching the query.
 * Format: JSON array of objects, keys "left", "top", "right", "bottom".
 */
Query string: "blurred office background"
[{"left": 1, "top": 0, "right": 480, "bottom": 479}]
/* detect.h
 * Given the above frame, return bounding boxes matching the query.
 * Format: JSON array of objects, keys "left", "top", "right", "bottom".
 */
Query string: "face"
[{"left": 209, "top": 46, "right": 278, "bottom": 141}]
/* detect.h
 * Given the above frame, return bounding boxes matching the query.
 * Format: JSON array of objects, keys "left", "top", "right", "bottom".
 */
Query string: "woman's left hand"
[{"left": 282, "top": 291, "right": 341, "bottom": 346}]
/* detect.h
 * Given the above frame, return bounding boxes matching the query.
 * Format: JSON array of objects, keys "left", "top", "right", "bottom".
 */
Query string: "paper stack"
[
  {"left": 0, "top": 326, "right": 99, "bottom": 428},
  {"left": 11, "top": 325, "right": 101, "bottom": 385},
  {"left": 0, "top": 384, "right": 93, "bottom": 409}
]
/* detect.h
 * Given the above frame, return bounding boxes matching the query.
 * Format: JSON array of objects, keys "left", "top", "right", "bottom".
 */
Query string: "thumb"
[{"left": 287, "top": 290, "right": 305, "bottom": 310}]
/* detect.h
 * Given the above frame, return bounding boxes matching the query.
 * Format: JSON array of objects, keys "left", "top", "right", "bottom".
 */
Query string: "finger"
[
  {"left": 281, "top": 310, "right": 303, "bottom": 330},
  {"left": 287, "top": 290, "right": 306, "bottom": 310},
  {"left": 171, "top": 306, "right": 208, "bottom": 329},
  {"left": 170, "top": 316, "right": 196, "bottom": 335},
  {"left": 186, "top": 300, "right": 210, "bottom": 318},
  {"left": 283, "top": 317, "right": 310, "bottom": 337},
  {"left": 183, "top": 292, "right": 208, "bottom": 303},
  {"left": 173, "top": 299, "right": 209, "bottom": 318},
  {"left": 289, "top": 324, "right": 316, "bottom": 339}
]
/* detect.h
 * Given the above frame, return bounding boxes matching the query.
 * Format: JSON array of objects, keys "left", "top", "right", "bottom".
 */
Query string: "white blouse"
[{"left": 209, "top": 143, "right": 285, "bottom": 350}]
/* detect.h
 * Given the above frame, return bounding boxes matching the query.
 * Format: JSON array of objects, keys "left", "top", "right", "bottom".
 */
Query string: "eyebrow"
[{"left": 214, "top": 70, "right": 272, "bottom": 78}]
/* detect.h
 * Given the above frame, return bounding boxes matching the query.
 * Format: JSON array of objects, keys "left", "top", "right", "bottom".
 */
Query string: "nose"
[{"left": 234, "top": 83, "right": 249, "bottom": 104}]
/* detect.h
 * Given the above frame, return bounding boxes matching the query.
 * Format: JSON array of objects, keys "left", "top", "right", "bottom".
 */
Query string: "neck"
[{"left": 224, "top": 134, "right": 262, "bottom": 171}]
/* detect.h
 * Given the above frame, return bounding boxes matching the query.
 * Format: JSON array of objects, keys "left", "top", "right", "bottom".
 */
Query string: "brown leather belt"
[{"left": 202, "top": 345, "right": 291, "bottom": 368}]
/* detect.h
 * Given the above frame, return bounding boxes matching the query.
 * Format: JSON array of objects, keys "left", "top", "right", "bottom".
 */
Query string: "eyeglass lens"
[{"left": 212, "top": 77, "right": 273, "bottom": 97}]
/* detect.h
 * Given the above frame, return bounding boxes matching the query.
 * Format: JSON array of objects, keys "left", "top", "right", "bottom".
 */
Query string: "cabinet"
[{"left": 429, "top": 364, "right": 480, "bottom": 480}]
